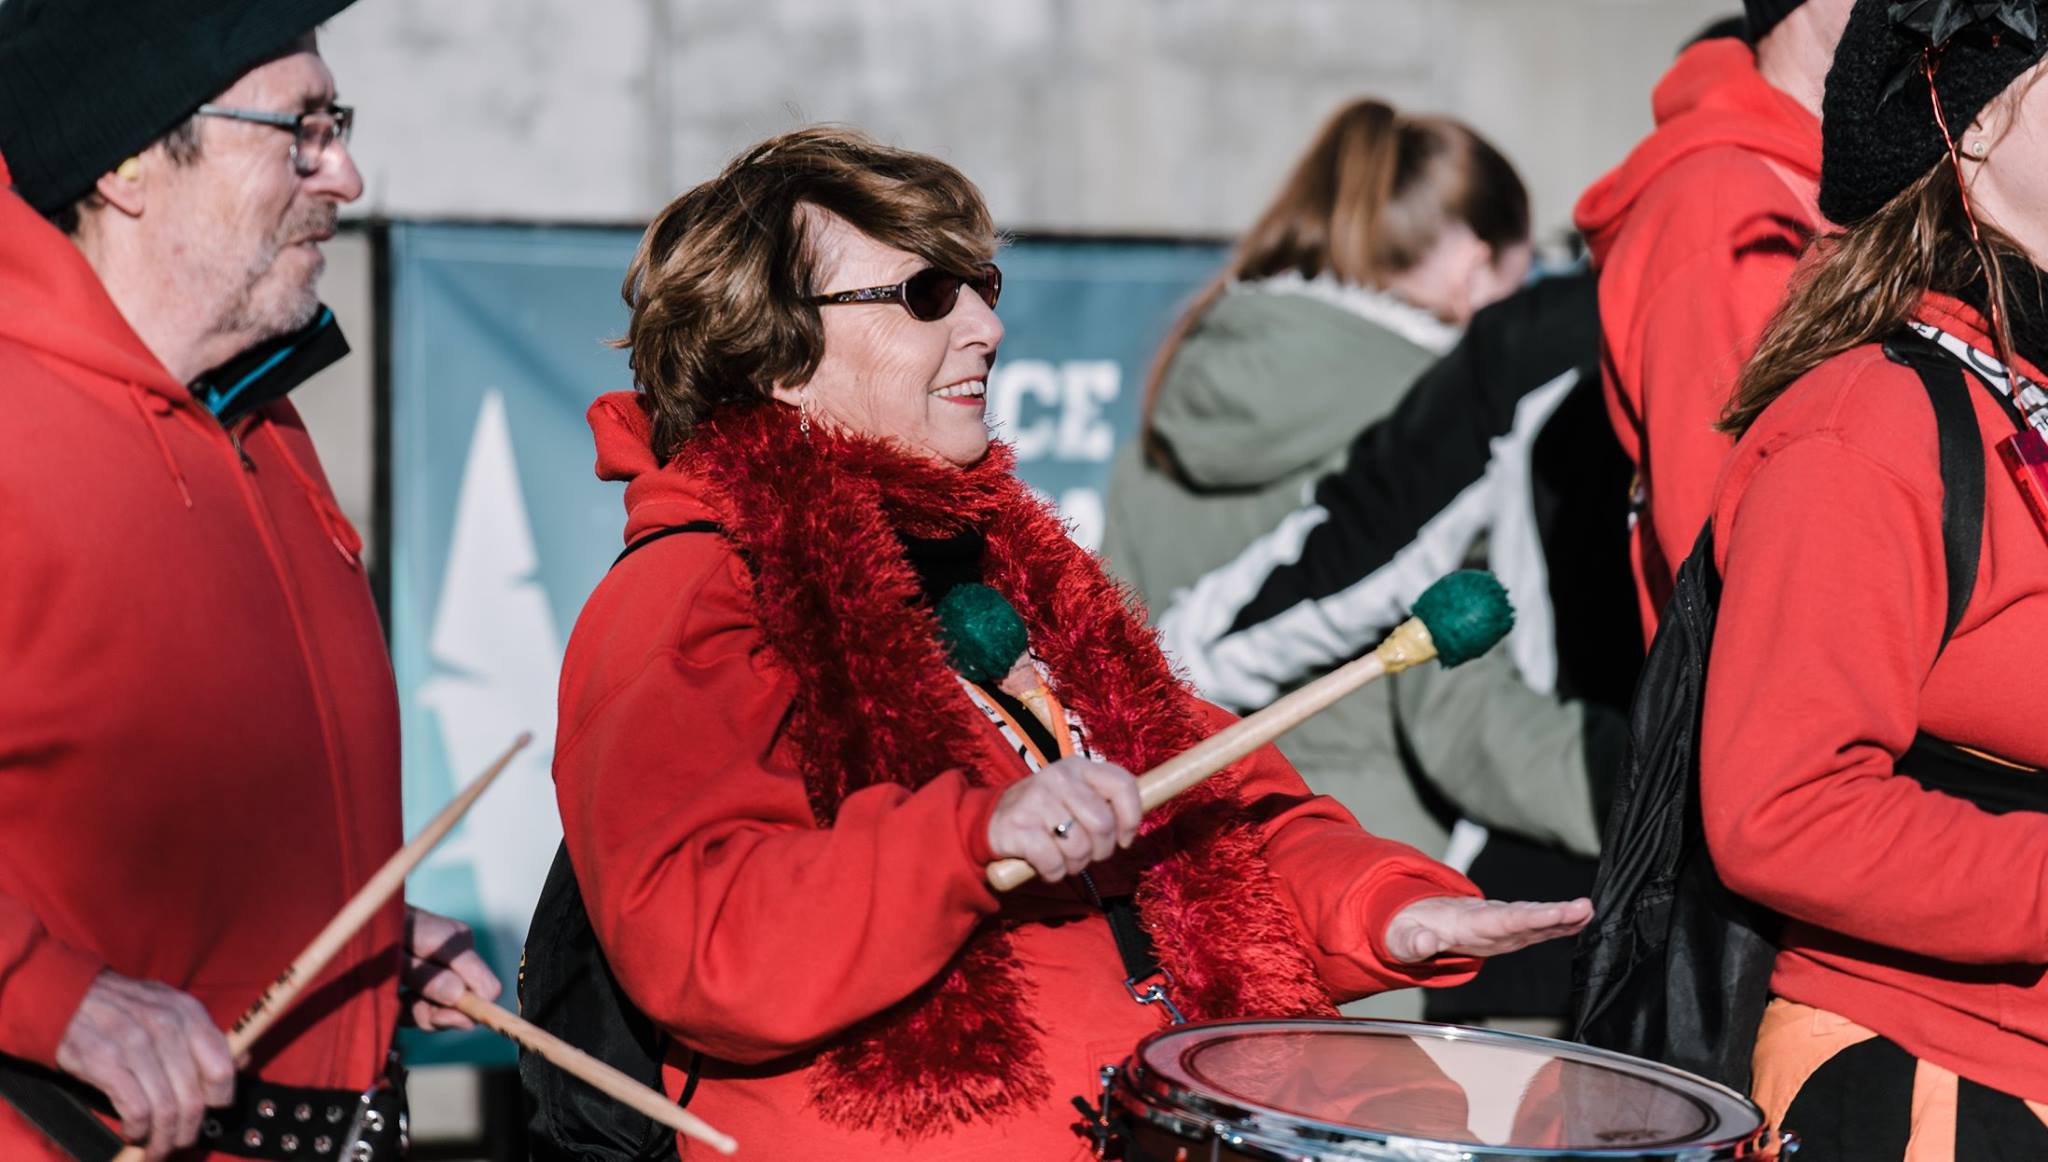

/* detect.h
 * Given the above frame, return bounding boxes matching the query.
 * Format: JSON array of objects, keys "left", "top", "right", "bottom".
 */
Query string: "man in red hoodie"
[
  {"left": 0, "top": 3, "right": 497, "bottom": 1160},
  {"left": 1575, "top": 0, "right": 1851, "bottom": 637}
]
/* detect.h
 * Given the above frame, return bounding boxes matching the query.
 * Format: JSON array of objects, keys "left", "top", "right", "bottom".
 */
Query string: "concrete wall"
[
  {"left": 295, "top": 231, "right": 376, "bottom": 549},
  {"left": 324, "top": 0, "right": 1736, "bottom": 240}
]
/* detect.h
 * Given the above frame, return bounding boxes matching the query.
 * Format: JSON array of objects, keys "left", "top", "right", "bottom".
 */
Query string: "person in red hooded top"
[
  {"left": 0, "top": 3, "right": 497, "bottom": 1160},
  {"left": 552, "top": 125, "right": 1594, "bottom": 1161},
  {"left": 1702, "top": 0, "right": 2048, "bottom": 1152},
  {"left": 1576, "top": 0, "right": 1852, "bottom": 638}
]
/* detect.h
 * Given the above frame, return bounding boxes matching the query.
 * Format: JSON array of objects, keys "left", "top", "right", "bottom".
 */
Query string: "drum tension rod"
[{"left": 1070, "top": 1066, "right": 1119, "bottom": 1159}]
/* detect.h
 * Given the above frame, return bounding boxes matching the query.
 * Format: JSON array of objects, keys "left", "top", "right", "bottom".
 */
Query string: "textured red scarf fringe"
[{"left": 677, "top": 404, "right": 1334, "bottom": 1140}]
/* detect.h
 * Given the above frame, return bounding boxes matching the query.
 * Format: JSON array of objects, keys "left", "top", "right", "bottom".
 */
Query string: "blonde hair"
[{"left": 1140, "top": 98, "right": 1528, "bottom": 468}]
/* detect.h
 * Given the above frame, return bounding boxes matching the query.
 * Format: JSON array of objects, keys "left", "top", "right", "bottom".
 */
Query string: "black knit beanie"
[
  {"left": 1746, "top": 0, "right": 1808, "bottom": 38},
  {"left": 1822, "top": 0, "right": 2048, "bottom": 225},
  {"left": 0, "top": 0, "right": 358, "bottom": 215}
]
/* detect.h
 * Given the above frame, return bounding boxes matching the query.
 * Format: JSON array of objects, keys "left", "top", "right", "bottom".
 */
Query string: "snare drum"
[{"left": 1096, "top": 1018, "right": 1788, "bottom": 1161}]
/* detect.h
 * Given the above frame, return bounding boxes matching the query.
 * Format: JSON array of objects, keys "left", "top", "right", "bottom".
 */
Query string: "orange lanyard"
[{"left": 964, "top": 676, "right": 1075, "bottom": 770}]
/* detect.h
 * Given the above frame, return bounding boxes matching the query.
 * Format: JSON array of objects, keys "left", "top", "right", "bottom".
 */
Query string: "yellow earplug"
[{"left": 116, "top": 157, "right": 141, "bottom": 181}]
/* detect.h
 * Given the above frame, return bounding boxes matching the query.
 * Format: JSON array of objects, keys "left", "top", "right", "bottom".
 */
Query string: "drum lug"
[{"left": 1071, "top": 1065, "right": 1120, "bottom": 1158}]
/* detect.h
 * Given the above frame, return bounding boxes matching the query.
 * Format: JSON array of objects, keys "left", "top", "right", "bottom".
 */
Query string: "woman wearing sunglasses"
[{"left": 548, "top": 126, "right": 1587, "bottom": 1159}]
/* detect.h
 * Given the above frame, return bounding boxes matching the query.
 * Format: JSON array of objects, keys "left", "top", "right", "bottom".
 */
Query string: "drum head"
[{"left": 1123, "top": 1018, "right": 1770, "bottom": 1159}]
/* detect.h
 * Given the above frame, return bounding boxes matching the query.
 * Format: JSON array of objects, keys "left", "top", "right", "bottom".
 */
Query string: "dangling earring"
[{"left": 798, "top": 393, "right": 812, "bottom": 439}]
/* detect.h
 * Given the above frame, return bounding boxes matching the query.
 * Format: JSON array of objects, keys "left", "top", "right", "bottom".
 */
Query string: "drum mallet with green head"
[{"left": 985, "top": 569, "right": 1514, "bottom": 892}]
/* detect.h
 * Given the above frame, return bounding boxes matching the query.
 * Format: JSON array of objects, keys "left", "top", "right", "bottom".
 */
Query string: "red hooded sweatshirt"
[
  {"left": 554, "top": 394, "right": 1483, "bottom": 1160},
  {"left": 0, "top": 156, "right": 403, "bottom": 1158},
  {"left": 1575, "top": 38, "right": 1824, "bottom": 639},
  {"left": 1701, "top": 296, "right": 2048, "bottom": 1103}
]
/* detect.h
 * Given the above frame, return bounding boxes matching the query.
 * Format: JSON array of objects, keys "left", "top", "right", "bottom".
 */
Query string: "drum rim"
[{"left": 1118, "top": 1017, "right": 1771, "bottom": 1159}]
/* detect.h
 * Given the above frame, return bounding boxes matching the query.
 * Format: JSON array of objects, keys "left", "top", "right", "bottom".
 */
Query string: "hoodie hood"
[
  {"left": 1576, "top": 38, "right": 1822, "bottom": 262},
  {"left": 2, "top": 149, "right": 354, "bottom": 530},
  {"left": 0, "top": 151, "right": 183, "bottom": 398},
  {"left": 591, "top": 391, "right": 719, "bottom": 545},
  {"left": 1149, "top": 281, "right": 1447, "bottom": 489}
]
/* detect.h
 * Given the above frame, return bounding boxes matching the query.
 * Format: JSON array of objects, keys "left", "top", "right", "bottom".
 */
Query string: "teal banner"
[{"left": 385, "top": 222, "right": 1222, "bottom": 1062}]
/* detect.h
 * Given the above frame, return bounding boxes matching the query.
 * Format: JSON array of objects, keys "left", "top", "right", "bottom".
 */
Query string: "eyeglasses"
[
  {"left": 809, "top": 264, "right": 1002, "bottom": 322},
  {"left": 194, "top": 104, "right": 355, "bottom": 177}
]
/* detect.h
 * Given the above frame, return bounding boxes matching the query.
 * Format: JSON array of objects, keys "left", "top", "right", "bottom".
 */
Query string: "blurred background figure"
[
  {"left": 1143, "top": 262, "right": 1639, "bottom": 1031},
  {"left": 1105, "top": 96, "right": 1530, "bottom": 606},
  {"left": 1140, "top": 13, "right": 1763, "bottom": 1039},
  {"left": 1577, "top": 0, "right": 1853, "bottom": 638},
  {"left": 1102, "top": 97, "right": 1575, "bottom": 1029}
]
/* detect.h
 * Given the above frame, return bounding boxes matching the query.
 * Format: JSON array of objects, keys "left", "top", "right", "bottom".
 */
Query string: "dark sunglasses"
[{"left": 809, "top": 263, "right": 1002, "bottom": 322}]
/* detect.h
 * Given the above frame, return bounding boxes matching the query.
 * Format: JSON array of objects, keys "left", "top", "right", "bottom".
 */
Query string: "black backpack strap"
[
  {"left": 612, "top": 520, "right": 725, "bottom": 568},
  {"left": 522, "top": 520, "right": 733, "bottom": 1161},
  {"left": 1881, "top": 334, "right": 1986, "bottom": 649}
]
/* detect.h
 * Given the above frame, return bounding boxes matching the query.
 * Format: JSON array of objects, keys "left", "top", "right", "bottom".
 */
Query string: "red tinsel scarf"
[{"left": 676, "top": 404, "right": 1335, "bottom": 1140}]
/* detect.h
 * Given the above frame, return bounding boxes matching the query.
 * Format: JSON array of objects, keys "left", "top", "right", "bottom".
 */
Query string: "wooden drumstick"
[
  {"left": 986, "top": 571, "right": 1514, "bottom": 892},
  {"left": 108, "top": 733, "right": 529, "bottom": 1162},
  {"left": 226, "top": 732, "right": 530, "bottom": 1053},
  {"left": 454, "top": 993, "right": 739, "bottom": 1155}
]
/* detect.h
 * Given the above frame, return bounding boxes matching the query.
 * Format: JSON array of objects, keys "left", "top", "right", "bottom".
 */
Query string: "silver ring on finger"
[{"left": 1051, "top": 819, "right": 1076, "bottom": 839}]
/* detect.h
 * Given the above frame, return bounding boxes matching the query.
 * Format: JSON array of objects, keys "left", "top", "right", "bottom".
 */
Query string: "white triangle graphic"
[{"left": 417, "top": 389, "right": 564, "bottom": 973}]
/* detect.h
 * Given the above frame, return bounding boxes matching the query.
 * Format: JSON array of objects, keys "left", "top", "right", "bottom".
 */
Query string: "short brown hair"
[{"left": 620, "top": 126, "right": 998, "bottom": 462}]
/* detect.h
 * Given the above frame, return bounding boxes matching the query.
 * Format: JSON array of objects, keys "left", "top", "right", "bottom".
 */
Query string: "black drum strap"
[
  {"left": 0, "top": 1055, "right": 121, "bottom": 1162},
  {"left": 1101, "top": 896, "right": 1162, "bottom": 986}
]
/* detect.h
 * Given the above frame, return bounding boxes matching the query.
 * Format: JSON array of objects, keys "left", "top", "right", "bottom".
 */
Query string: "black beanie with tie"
[
  {"left": 1822, "top": 0, "right": 2048, "bottom": 224},
  {"left": 0, "top": 0, "right": 357, "bottom": 216}
]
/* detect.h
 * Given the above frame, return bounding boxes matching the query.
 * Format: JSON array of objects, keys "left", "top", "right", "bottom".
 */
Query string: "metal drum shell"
[{"left": 1104, "top": 1018, "right": 1784, "bottom": 1162}]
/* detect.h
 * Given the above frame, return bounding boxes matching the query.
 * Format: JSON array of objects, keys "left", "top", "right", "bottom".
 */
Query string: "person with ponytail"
[
  {"left": 1699, "top": 1, "right": 2048, "bottom": 1150},
  {"left": 1103, "top": 99, "right": 1553, "bottom": 1022}
]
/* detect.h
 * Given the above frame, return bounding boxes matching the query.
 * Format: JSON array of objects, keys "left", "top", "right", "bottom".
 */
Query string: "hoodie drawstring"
[
  {"left": 126, "top": 383, "right": 194, "bottom": 509},
  {"left": 261, "top": 421, "right": 364, "bottom": 569}
]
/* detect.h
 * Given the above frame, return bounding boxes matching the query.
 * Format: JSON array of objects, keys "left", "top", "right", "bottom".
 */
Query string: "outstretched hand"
[{"left": 1384, "top": 895, "right": 1592, "bottom": 964}]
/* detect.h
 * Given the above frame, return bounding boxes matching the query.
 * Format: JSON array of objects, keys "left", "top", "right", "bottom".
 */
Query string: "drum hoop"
[{"left": 1120, "top": 1018, "right": 1772, "bottom": 1160}]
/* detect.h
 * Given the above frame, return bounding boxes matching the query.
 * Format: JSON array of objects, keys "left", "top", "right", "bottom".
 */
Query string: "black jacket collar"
[{"left": 189, "top": 305, "right": 349, "bottom": 424}]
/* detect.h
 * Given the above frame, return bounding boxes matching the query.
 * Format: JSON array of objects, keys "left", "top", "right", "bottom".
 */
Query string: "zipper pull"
[{"left": 229, "top": 427, "right": 256, "bottom": 471}]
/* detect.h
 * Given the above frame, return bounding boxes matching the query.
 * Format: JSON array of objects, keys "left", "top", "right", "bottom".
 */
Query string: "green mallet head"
[
  {"left": 1409, "top": 569, "right": 1515, "bottom": 668},
  {"left": 935, "top": 583, "right": 1030, "bottom": 684}
]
